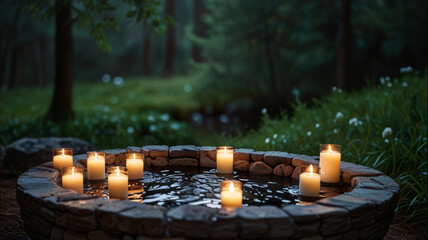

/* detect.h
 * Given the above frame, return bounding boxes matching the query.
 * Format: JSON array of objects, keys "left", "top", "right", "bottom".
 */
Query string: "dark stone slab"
[
  {"left": 251, "top": 151, "right": 265, "bottom": 161},
  {"left": 169, "top": 145, "right": 198, "bottom": 158},
  {"left": 264, "top": 151, "right": 292, "bottom": 167},
  {"left": 141, "top": 145, "right": 169, "bottom": 158},
  {"left": 316, "top": 194, "right": 376, "bottom": 228},
  {"left": 249, "top": 161, "right": 273, "bottom": 175},
  {"left": 64, "top": 229, "right": 87, "bottom": 240},
  {"left": 87, "top": 231, "right": 121, "bottom": 240},
  {"left": 4, "top": 137, "right": 95, "bottom": 172},
  {"left": 116, "top": 205, "right": 167, "bottom": 237},
  {"left": 234, "top": 149, "right": 254, "bottom": 161},
  {"left": 200, "top": 146, "right": 216, "bottom": 168},
  {"left": 96, "top": 200, "right": 139, "bottom": 234},
  {"left": 237, "top": 206, "right": 295, "bottom": 238},
  {"left": 50, "top": 226, "right": 65, "bottom": 240},
  {"left": 169, "top": 158, "right": 198, "bottom": 167},
  {"left": 211, "top": 211, "right": 239, "bottom": 239},
  {"left": 292, "top": 155, "right": 319, "bottom": 167},
  {"left": 66, "top": 198, "right": 109, "bottom": 231},
  {"left": 167, "top": 205, "right": 217, "bottom": 238},
  {"left": 342, "top": 164, "right": 383, "bottom": 184}
]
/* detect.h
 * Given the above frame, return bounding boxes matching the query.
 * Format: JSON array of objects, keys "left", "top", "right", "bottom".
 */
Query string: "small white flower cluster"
[
  {"left": 261, "top": 108, "right": 268, "bottom": 114},
  {"left": 382, "top": 127, "right": 393, "bottom": 138},
  {"left": 348, "top": 118, "right": 363, "bottom": 126},
  {"left": 265, "top": 133, "right": 287, "bottom": 145},
  {"left": 332, "top": 86, "right": 343, "bottom": 93},
  {"left": 400, "top": 66, "right": 413, "bottom": 73},
  {"left": 380, "top": 76, "right": 390, "bottom": 85},
  {"left": 336, "top": 112, "right": 344, "bottom": 119}
]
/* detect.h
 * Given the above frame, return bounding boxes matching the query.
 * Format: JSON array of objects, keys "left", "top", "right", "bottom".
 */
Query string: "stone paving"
[{"left": 16, "top": 145, "right": 399, "bottom": 239}]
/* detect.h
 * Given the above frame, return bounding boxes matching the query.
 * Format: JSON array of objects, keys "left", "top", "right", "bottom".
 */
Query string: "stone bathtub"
[{"left": 16, "top": 145, "right": 399, "bottom": 239}]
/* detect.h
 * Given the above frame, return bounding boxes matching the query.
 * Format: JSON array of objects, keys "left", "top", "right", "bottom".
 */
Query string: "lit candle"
[
  {"left": 299, "top": 164, "right": 320, "bottom": 197},
  {"left": 53, "top": 148, "right": 73, "bottom": 172},
  {"left": 87, "top": 152, "right": 105, "bottom": 180},
  {"left": 319, "top": 144, "right": 341, "bottom": 183},
  {"left": 216, "top": 146, "right": 234, "bottom": 173},
  {"left": 62, "top": 166, "right": 84, "bottom": 194},
  {"left": 126, "top": 153, "right": 144, "bottom": 180},
  {"left": 221, "top": 180, "right": 242, "bottom": 208},
  {"left": 108, "top": 166, "right": 128, "bottom": 199}
]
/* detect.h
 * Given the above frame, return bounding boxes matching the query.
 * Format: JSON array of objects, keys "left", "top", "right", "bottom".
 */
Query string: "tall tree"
[
  {"left": 163, "top": 0, "right": 175, "bottom": 76},
  {"left": 142, "top": 23, "right": 152, "bottom": 76},
  {"left": 47, "top": 0, "right": 73, "bottom": 120},
  {"left": 336, "top": 0, "right": 351, "bottom": 90},
  {"left": 192, "top": 0, "right": 204, "bottom": 62},
  {"left": 27, "top": 0, "right": 168, "bottom": 121}
]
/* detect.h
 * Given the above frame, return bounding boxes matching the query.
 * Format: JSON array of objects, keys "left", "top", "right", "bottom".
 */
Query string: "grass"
[
  {"left": 212, "top": 72, "right": 427, "bottom": 226},
  {"left": 0, "top": 76, "right": 203, "bottom": 149}
]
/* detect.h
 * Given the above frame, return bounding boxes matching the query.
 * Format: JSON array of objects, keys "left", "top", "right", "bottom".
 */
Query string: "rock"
[
  {"left": 291, "top": 167, "right": 302, "bottom": 180},
  {"left": 249, "top": 161, "right": 273, "bottom": 175},
  {"left": 149, "top": 157, "right": 168, "bottom": 167},
  {"left": 116, "top": 205, "right": 167, "bottom": 237},
  {"left": 263, "top": 151, "right": 292, "bottom": 167},
  {"left": 102, "top": 149, "right": 126, "bottom": 165},
  {"left": 74, "top": 154, "right": 87, "bottom": 166},
  {"left": 50, "top": 226, "right": 65, "bottom": 240},
  {"left": 272, "top": 164, "right": 294, "bottom": 176},
  {"left": 4, "top": 137, "right": 95, "bottom": 172},
  {"left": 169, "top": 145, "right": 198, "bottom": 158},
  {"left": 169, "top": 158, "right": 198, "bottom": 167},
  {"left": 141, "top": 145, "right": 168, "bottom": 158},
  {"left": 167, "top": 205, "right": 217, "bottom": 238},
  {"left": 96, "top": 200, "right": 139, "bottom": 234},
  {"left": 88, "top": 231, "right": 121, "bottom": 240},
  {"left": 251, "top": 151, "right": 265, "bottom": 161},
  {"left": 292, "top": 155, "right": 319, "bottom": 167},
  {"left": 126, "top": 146, "right": 141, "bottom": 154},
  {"left": 234, "top": 148, "right": 253, "bottom": 161},
  {"left": 211, "top": 211, "right": 239, "bottom": 239},
  {"left": 233, "top": 160, "right": 250, "bottom": 172},
  {"left": 342, "top": 164, "right": 383, "bottom": 184},
  {"left": 237, "top": 206, "right": 294, "bottom": 238},
  {"left": 199, "top": 147, "right": 216, "bottom": 168}
]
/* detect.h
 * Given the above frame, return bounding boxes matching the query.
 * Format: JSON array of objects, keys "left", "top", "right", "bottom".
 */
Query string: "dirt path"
[{"left": 0, "top": 169, "right": 425, "bottom": 240}]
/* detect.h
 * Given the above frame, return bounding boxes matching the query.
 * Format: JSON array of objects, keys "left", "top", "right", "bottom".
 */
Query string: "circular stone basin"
[
  {"left": 17, "top": 145, "right": 400, "bottom": 240},
  {"left": 85, "top": 167, "right": 350, "bottom": 208}
]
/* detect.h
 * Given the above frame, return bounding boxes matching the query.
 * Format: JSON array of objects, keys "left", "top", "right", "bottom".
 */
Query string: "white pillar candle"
[
  {"left": 108, "top": 166, "right": 128, "bottom": 199},
  {"left": 221, "top": 180, "right": 242, "bottom": 208},
  {"left": 87, "top": 152, "right": 105, "bottom": 180},
  {"left": 320, "top": 144, "right": 341, "bottom": 183},
  {"left": 53, "top": 148, "right": 73, "bottom": 172},
  {"left": 126, "top": 153, "right": 144, "bottom": 180},
  {"left": 62, "top": 166, "right": 84, "bottom": 194},
  {"left": 299, "top": 165, "right": 320, "bottom": 197},
  {"left": 216, "top": 146, "right": 234, "bottom": 173}
]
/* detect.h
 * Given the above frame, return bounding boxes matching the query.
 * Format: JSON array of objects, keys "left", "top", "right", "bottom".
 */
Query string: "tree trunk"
[
  {"left": 336, "top": 0, "right": 351, "bottom": 90},
  {"left": 142, "top": 24, "right": 152, "bottom": 76},
  {"left": 47, "top": 0, "right": 73, "bottom": 121},
  {"left": 192, "top": 0, "right": 203, "bottom": 62},
  {"left": 163, "top": 0, "right": 175, "bottom": 77}
]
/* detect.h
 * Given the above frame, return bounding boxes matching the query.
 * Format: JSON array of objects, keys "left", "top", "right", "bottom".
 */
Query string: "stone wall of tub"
[{"left": 17, "top": 145, "right": 399, "bottom": 240}]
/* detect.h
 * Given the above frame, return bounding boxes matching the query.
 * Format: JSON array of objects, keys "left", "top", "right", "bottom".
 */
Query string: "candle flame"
[
  {"left": 116, "top": 167, "right": 120, "bottom": 176},
  {"left": 72, "top": 167, "right": 75, "bottom": 176},
  {"left": 95, "top": 152, "right": 97, "bottom": 159},
  {"left": 224, "top": 146, "right": 227, "bottom": 154},
  {"left": 309, "top": 164, "right": 313, "bottom": 175},
  {"left": 230, "top": 182, "right": 235, "bottom": 192},
  {"left": 133, "top": 153, "right": 136, "bottom": 160},
  {"left": 328, "top": 145, "right": 332, "bottom": 153},
  {"left": 62, "top": 149, "right": 65, "bottom": 158}
]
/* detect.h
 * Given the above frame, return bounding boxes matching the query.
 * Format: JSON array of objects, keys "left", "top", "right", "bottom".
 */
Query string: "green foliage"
[
  {"left": 195, "top": 0, "right": 428, "bottom": 108},
  {"left": 25, "top": 0, "right": 169, "bottom": 52},
  {"left": 214, "top": 73, "right": 427, "bottom": 225},
  {"left": 0, "top": 76, "right": 200, "bottom": 148}
]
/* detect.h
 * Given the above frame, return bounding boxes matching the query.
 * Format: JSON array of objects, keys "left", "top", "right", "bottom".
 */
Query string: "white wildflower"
[
  {"left": 402, "top": 82, "right": 408, "bottom": 87},
  {"left": 261, "top": 108, "right": 267, "bottom": 114},
  {"left": 265, "top": 138, "right": 270, "bottom": 144},
  {"left": 385, "top": 76, "right": 390, "bottom": 82},
  {"left": 333, "top": 129, "right": 338, "bottom": 134},
  {"left": 307, "top": 131, "right": 312, "bottom": 136},
  {"left": 387, "top": 82, "right": 392, "bottom": 88},
  {"left": 127, "top": 126, "right": 134, "bottom": 134},
  {"left": 273, "top": 134, "right": 278, "bottom": 139},
  {"left": 382, "top": 127, "right": 393, "bottom": 138},
  {"left": 349, "top": 118, "right": 363, "bottom": 126},
  {"left": 400, "top": 66, "right": 413, "bottom": 73},
  {"left": 147, "top": 115, "right": 156, "bottom": 122},
  {"left": 282, "top": 139, "right": 287, "bottom": 144},
  {"left": 380, "top": 77, "right": 385, "bottom": 85},
  {"left": 315, "top": 123, "right": 320, "bottom": 128},
  {"left": 338, "top": 89, "right": 343, "bottom": 93},
  {"left": 149, "top": 124, "right": 157, "bottom": 132},
  {"left": 332, "top": 86, "right": 337, "bottom": 91},
  {"left": 160, "top": 113, "right": 170, "bottom": 121},
  {"left": 336, "top": 112, "right": 344, "bottom": 119},
  {"left": 272, "top": 140, "right": 276, "bottom": 145}
]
